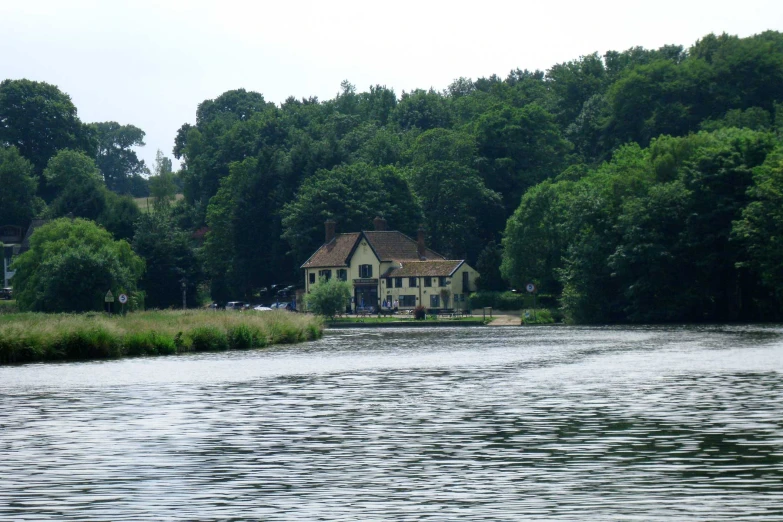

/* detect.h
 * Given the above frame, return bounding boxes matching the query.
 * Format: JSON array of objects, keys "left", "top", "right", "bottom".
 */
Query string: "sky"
[{"left": 2, "top": 0, "right": 782, "bottom": 170}]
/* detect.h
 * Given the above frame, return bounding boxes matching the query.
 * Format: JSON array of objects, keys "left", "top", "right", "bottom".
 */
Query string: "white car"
[{"left": 253, "top": 305, "right": 273, "bottom": 311}]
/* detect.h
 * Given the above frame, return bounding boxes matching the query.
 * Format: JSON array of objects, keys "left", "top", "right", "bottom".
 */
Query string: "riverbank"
[{"left": 0, "top": 310, "right": 323, "bottom": 365}]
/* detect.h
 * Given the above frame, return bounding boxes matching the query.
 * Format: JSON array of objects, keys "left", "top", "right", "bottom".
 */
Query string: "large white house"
[{"left": 301, "top": 218, "right": 478, "bottom": 312}]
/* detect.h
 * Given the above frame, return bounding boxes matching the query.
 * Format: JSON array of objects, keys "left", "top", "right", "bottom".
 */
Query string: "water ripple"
[{"left": 1, "top": 325, "right": 782, "bottom": 520}]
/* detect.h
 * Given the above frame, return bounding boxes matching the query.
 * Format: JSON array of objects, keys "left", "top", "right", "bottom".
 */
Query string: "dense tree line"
[{"left": 3, "top": 30, "right": 783, "bottom": 320}]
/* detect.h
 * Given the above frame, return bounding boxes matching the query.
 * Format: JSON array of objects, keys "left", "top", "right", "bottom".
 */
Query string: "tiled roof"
[
  {"left": 301, "top": 233, "right": 361, "bottom": 268},
  {"left": 385, "top": 260, "right": 464, "bottom": 277},
  {"left": 363, "top": 231, "right": 444, "bottom": 261}
]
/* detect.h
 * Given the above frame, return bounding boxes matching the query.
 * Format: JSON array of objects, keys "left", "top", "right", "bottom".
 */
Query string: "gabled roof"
[
  {"left": 363, "top": 231, "right": 443, "bottom": 262},
  {"left": 301, "top": 232, "right": 361, "bottom": 269},
  {"left": 300, "top": 230, "right": 445, "bottom": 269},
  {"left": 384, "top": 260, "right": 464, "bottom": 277}
]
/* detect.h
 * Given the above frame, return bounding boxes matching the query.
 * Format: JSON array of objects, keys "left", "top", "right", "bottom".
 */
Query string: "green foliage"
[
  {"left": 521, "top": 309, "right": 555, "bottom": 324},
  {"left": 10, "top": 218, "right": 144, "bottom": 312},
  {"left": 468, "top": 291, "right": 539, "bottom": 310},
  {"left": 304, "top": 277, "right": 351, "bottom": 319},
  {"left": 132, "top": 212, "right": 201, "bottom": 309},
  {"left": 281, "top": 162, "right": 423, "bottom": 266},
  {"left": 0, "top": 310, "right": 322, "bottom": 364},
  {"left": 475, "top": 241, "right": 505, "bottom": 291},
  {"left": 93, "top": 121, "right": 147, "bottom": 194},
  {"left": 0, "top": 146, "right": 41, "bottom": 227},
  {"left": 0, "top": 79, "right": 94, "bottom": 187},
  {"left": 44, "top": 149, "right": 106, "bottom": 220},
  {"left": 148, "top": 149, "right": 178, "bottom": 212},
  {"left": 189, "top": 325, "right": 229, "bottom": 351}
]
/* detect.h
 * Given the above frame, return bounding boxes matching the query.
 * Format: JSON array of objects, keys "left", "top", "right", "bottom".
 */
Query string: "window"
[
  {"left": 439, "top": 276, "right": 447, "bottom": 287},
  {"left": 385, "top": 277, "right": 391, "bottom": 287},
  {"left": 424, "top": 276, "right": 432, "bottom": 287},
  {"left": 400, "top": 295, "right": 416, "bottom": 307},
  {"left": 462, "top": 271, "right": 470, "bottom": 292},
  {"left": 318, "top": 269, "right": 332, "bottom": 281},
  {"left": 337, "top": 269, "right": 347, "bottom": 281},
  {"left": 409, "top": 277, "right": 417, "bottom": 287},
  {"left": 430, "top": 295, "right": 440, "bottom": 307},
  {"left": 309, "top": 273, "right": 315, "bottom": 284},
  {"left": 394, "top": 277, "right": 403, "bottom": 288},
  {"left": 359, "top": 264, "right": 373, "bottom": 278}
]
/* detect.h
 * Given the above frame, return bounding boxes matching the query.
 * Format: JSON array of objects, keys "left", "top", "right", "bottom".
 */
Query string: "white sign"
[
  {"left": 118, "top": 293, "right": 128, "bottom": 304},
  {"left": 526, "top": 283, "right": 536, "bottom": 293}
]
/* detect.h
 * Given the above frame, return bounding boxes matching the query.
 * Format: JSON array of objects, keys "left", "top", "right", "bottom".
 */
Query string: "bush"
[
  {"left": 124, "top": 331, "right": 177, "bottom": 356},
  {"left": 414, "top": 305, "right": 426, "bottom": 320},
  {"left": 469, "top": 291, "right": 558, "bottom": 311},
  {"left": 189, "top": 325, "right": 229, "bottom": 351},
  {"left": 521, "top": 308, "right": 556, "bottom": 324},
  {"left": 228, "top": 324, "right": 258, "bottom": 350},
  {"left": 304, "top": 277, "right": 351, "bottom": 318},
  {"left": 57, "top": 327, "right": 122, "bottom": 359}
]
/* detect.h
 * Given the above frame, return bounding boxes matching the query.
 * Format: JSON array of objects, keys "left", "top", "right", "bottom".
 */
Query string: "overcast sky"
[{"left": 2, "top": 0, "right": 781, "bottom": 170}]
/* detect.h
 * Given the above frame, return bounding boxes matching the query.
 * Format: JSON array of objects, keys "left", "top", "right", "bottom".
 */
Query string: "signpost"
[
  {"left": 118, "top": 293, "right": 128, "bottom": 315},
  {"left": 526, "top": 283, "right": 537, "bottom": 322},
  {"left": 105, "top": 290, "right": 115, "bottom": 314}
]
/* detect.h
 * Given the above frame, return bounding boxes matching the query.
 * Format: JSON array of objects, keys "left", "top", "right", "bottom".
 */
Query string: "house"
[
  {"left": 1, "top": 225, "right": 23, "bottom": 288},
  {"left": 301, "top": 218, "right": 478, "bottom": 312},
  {"left": 1, "top": 220, "right": 49, "bottom": 288}
]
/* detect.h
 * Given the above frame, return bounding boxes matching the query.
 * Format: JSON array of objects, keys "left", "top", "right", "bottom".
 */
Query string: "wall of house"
[{"left": 379, "top": 264, "right": 478, "bottom": 311}]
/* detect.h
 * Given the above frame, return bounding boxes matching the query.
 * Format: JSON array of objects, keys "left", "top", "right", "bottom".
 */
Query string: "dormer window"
[{"left": 359, "top": 264, "right": 373, "bottom": 278}]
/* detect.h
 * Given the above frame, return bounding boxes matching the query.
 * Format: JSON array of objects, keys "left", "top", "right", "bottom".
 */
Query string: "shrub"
[
  {"left": 414, "top": 305, "right": 426, "bottom": 320},
  {"left": 304, "top": 277, "right": 351, "bottom": 318},
  {"left": 58, "top": 327, "right": 122, "bottom": 359},
  {"left": 521, "top": 308, "right": 555, "bottom": 324},
  {"left": 124, "top": 331, "right": 176, "bottom": 356},
  {"left": 189, "top": 326, "right": 229, "bottom": 351},
  {"left": 228, "top": 324, "right": 257, "bottom": 350}
]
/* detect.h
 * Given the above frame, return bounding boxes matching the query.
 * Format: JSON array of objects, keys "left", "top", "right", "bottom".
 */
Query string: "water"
[{"left": 1, "top": 325, "right": 782, "bottom": 520}]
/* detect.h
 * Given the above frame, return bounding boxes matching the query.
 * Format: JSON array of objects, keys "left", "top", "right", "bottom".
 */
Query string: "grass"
[
  {"left": 133, "top": 193, "right": 184, "bottom": 213},
  {"left": 0, "top": 309, "right": 323, "bottom": 365}
]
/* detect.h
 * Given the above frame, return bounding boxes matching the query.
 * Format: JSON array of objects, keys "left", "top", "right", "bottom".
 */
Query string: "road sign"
[
  {"left": 104, "top": 290, "right": 115, "bottom": 303},
  {"left": 526, "top": 283, "right": 536, "bottom": 293},
  {"left": 118, "top": 293, "right": 128, "bottom": 304}
]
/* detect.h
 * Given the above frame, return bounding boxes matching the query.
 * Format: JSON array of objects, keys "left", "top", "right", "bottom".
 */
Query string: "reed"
[{"left": 0, "top": 310, "right": 323, "bottom": 365}]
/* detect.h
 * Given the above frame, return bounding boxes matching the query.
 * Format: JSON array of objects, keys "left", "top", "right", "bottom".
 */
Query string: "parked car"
[
  {"left": 253, "top": 305, "right": 273, "bottom": 311},
  {"left": 270, "top": 302, "right": 295, "bottom": 311},
  {"left": 225, "top": 301, "right": 248, "bottom": 311},
  {"left": 0, "top": 288, "right": 12, "bottom": 300}
]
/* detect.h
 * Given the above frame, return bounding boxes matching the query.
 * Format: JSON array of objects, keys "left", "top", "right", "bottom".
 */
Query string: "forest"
[{"left": 2, "top": 30, "right": 782, "bottom": 322}]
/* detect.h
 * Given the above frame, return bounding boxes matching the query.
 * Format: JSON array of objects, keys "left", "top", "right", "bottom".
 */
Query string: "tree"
[
  {"left": 10, "top": 218, "right": 144, "bottom": 312},
  {"left": 0, "top": 79, "right": 94, "bottom": 193},
  {"left": 734, "top": 146, "right": 783, "bottom": 314},
  {"left": 475, "top": 241, "right": 506, "bottom": 291},
  {"left": 44, "top": 149, "right": 107, "bottom": 222},
  {"left": 148, "top": 149, "right": 177, "bottom": 212},
  {"left": 133, "top": 212, "right": 201, "bottom": 309},
  {"left": 93, "top": 121, "right": 147, "bottom": 194},
  {"left": 281, "top": 162, "right": 423, "bottom": 268},
  {"left": 304, "top": 277, "right": 351, "bottom": 319},
  {"left": 0, "top": 146, "right": 41, "bottom": 227}
]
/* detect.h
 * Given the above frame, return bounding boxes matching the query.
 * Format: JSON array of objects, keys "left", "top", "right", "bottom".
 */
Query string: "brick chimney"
[
  {"left": 373, "top": 216, "right": 387, "bottom": 231},
  {"left": 417, "top": 226, "right": 426, "bottom": 259},
  {"left": 324, "top": 219, "right": 336, "bottom": 244}
]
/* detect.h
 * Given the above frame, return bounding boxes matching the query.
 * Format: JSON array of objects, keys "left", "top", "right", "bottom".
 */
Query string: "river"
[{"left": 1, "top": 325, "right": 782, "bottom": 520}]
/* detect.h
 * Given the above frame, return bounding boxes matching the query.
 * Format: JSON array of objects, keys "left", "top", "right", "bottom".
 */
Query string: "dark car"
[{"left": 0, "top": 288, "right": 12, "bottom": 300}]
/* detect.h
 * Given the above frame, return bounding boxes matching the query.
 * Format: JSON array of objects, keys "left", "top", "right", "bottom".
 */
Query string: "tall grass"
[{"left": 0, "top": 310, "right": 323, "bottom": 365}]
